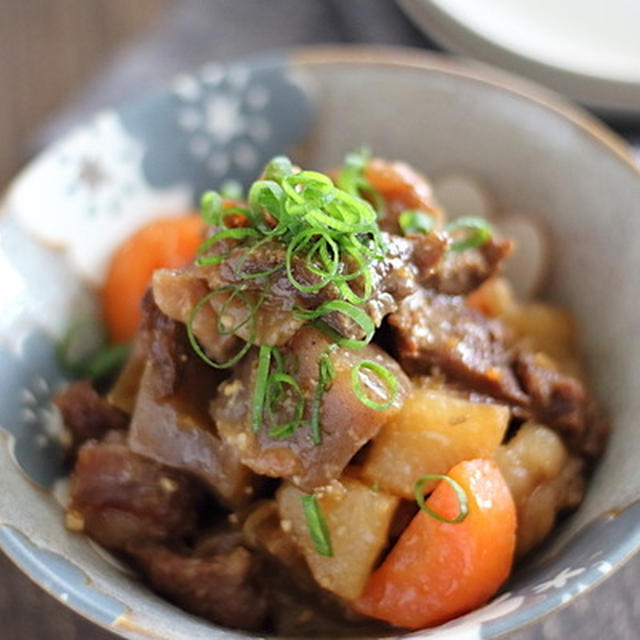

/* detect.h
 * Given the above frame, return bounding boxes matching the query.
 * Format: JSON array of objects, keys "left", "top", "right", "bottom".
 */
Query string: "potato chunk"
[
  {"left": 362, "top": 384, "right": 509, "bottom": 499},
  {"left": 495, "top": 422, "right": 585, "bottom": 556},
  {"left": 503, "top": 304, "right": 583, "bottom": 379},
  {"left": 277, "top": 477, "right": 399, "bottom": 601}
]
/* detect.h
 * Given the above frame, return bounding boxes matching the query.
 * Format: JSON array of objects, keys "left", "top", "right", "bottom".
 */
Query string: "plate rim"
[{"left": 395, "top": 0, "right": 640, "bottom": 114}]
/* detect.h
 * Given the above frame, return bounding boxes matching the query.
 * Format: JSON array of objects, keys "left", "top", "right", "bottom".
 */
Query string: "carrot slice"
[
  {"left": 102, "top": 215, "right": 204, "bottom": 342},
  {"left": 365, "top": 158, "right": 442, "bottom": 221},
  {"left": 354, "top": 458, "right": 516, "bottom": 629}
]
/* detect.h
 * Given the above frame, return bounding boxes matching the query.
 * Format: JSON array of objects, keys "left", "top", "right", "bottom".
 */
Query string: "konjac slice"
[
  {"left": 354, "top": 459, "right": 516, "bottom": 629},
  {"left": 277, "top": 477, "right": 399, "bottom": 601},
  {"left": 129, "top": 362, "right": 254, "bottom": 507},
  {"left": 362, "top": 383, "right": 509, "bottom": 498}
]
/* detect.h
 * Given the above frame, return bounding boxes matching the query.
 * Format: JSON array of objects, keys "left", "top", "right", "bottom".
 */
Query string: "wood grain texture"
[{"left": 0, "top": 0, "right": 167, "bottom": 189}]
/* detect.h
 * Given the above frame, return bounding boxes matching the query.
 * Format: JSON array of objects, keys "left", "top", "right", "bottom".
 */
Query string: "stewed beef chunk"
[
  {"left": 389, "top": 288, "right": 610, "bottom": 458},
  {"left": 423, "top": 236, "right": 513, "bottom": 296},
  {"left": 55, "top": 381, "right": 128, "bottom": 454},
  {"left": 389, "top": 289, "right": 528, "bottom": 405},
  {"left": 126, "top": 541, "right": 267, "bottom": 630},
  {"left": 514, "top": 352, "right": 610, "bottom": 460},
  {"left": 67, "top": 434, "right": 202, "bottom": 550}
]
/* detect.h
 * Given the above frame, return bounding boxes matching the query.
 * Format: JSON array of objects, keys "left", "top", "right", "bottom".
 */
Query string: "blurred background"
[
  {"left": 0, "top": 1, "right": 165, "bottom": 188},
  {"left": 1, "top": 1, "right": 639, "bottom": 638}
]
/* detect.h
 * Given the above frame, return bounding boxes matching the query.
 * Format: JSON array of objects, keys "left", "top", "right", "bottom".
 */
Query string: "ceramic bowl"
[{"left": 1, "top": 46, "right": 639, "bottom": 640}]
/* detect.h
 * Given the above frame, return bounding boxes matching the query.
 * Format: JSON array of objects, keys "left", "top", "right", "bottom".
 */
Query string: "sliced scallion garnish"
[
  {"left": 336, "top": 148, "right": 385, "bottom": 214},
  {"left": 200, "top": 190, "right": 224, "bottom": 226},
  {"left": 445, "top": 216, "right": 493, "bottom": 252},
  {"left": 265, "top": 371, "right": 305, "bottom": 439},
  {"left": 301, "top": 494, "right": 333, "bottom": 557},
  {"left": 399, "top": 210, "right": 436, "bottom": 236},
  {"left": 220, "top": 179, "right": 244, "bottom": 200},
  {"left": 252, "top": 345, "right": 272, "bottom": 432},
  {"left": 351, "top": 360, "right": 398, "bottom": 411},
  {"left": 83, "top": 343, "right": 131, "bottom": 380},
  {"left": 186, "top": 288, "right": 257, "bottom": 369},
  {"left": 295, "top": 300, "right": 375, "bottom": 350},
  {"left": 190, "top": 154, "right": 401, "bottom": 444},
  {"left": 414, "top": 474, "right": 469, "bottom": 524},
  {"left": 56, "top": 316, "right": 129, "bottom": 381},
  {"left": 310, "top": 346, "right": 337, "bottom": 445}
]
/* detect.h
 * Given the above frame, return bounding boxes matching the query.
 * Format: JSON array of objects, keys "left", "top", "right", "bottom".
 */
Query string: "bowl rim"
[{"left": 2, "top": 43, "right": 640, "bottom": 640}]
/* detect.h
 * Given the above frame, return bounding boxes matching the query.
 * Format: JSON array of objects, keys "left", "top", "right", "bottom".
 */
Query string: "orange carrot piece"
[
  {"left": 365, "top": 158, "right": 442, "bottom": 220},
  {"left": 354, "top": 458, "right": 516, "bottom": 630},
  {"left": 102, "top": 215, "right": 205, "bottom": 343}
]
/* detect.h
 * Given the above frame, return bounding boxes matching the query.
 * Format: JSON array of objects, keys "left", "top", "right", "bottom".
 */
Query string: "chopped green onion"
[
  {"left": 83, "top": 343, "right": 131, "bottom": 380},
  {"left": 248, "top": 180, "right": 285, "bottom": 230},
  {"left": 310, "top": 346, "right": 337, "bottom": 445},
  {"left": 399, "top": 210, "right": 435, "bottom": 236},
  {"left": 296, "top": 300, "right": 375, "bottom": 350},
  {"left": 200, "top": 191, "right": 224, "bottom": 226},
  {"left": 263, "top": 155, "right": 294, "bottom": 182},
  {"left": 220, "top": 179, "right": 243, "bottom": 200},
  {"left": 446, "top": 216, "right": 492, "bottom": 252},
  {"left": 252, "top": 345, "right": 272, "bottom": 432},
  {"left": 265, "top": 372, "right": 305, "bottom": 439},
  {"left": 301, "top": 494, "right": 333, "bottom": 557},
  {"left": 336, "top": 148, "right": 384, "bottom": 214},
  {"left": 56, "top": 317, "right": 106, "bottom": 377},
  {"left": 56, "top": 316, "right": 128, "bottom": 381},
  {"left": 196, "top": 227, "right": 259, "bottom": 266},
  {"left": 190, "top": 153, "right": 400, "bottom": 441},
  {"left": 186, "top": 289, "right": 256, "bottom": 369},
  {"left": 351, "top": 360, "right": 398, "bottom": 411},
  {"left": 414, "top": 475, "right": 469, "bottom": 524},
  {"left": 370, "top": 481, "right": 380, "bottom": 493}
]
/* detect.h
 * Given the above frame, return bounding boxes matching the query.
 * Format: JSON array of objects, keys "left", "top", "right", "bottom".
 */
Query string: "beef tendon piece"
[
  {"left": 211, "top": 326, "right": 410, "bottom": 491},
  {"left": 126, "top": 541, "right": 267, "bottom": 631},
  {"left": 55, "top": 381, "right": 128, "bottom": 454},
  {"left": 67, "top": 436, "right": 201, "bottom": 550},
  {"left": 129, "top": 362, "right": 254, "bottom": 507},
  {"left": 495, "top": 422, "right": 585, "bottom": 556},
  {"left": 277, "top": 477, "right": 399, "bottom": 601},
  {"left": 389, "top": 289, "right": 528, "bottom": 405}
]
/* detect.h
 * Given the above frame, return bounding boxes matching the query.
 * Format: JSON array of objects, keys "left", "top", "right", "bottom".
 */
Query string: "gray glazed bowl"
[{"left": 1, "top": 46, "right": 639, "bottom": 639}]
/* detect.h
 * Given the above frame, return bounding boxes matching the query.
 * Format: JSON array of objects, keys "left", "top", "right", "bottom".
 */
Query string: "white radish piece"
[
  {"left": 432, "top": 173, "right": 495, "bottom": 220},
  {"left": 497, "top": 214, "right": 549, "bottom": 300}
]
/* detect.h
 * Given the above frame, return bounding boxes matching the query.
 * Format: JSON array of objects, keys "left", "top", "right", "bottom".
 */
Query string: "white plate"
[{"left": 398, "top": 0, "right": 640, "bottom": 113}]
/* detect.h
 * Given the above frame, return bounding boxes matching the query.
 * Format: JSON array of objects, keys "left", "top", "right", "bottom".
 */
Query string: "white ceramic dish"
[{"left": 397, "top": 0, "right": 640, "bottom": 114}]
